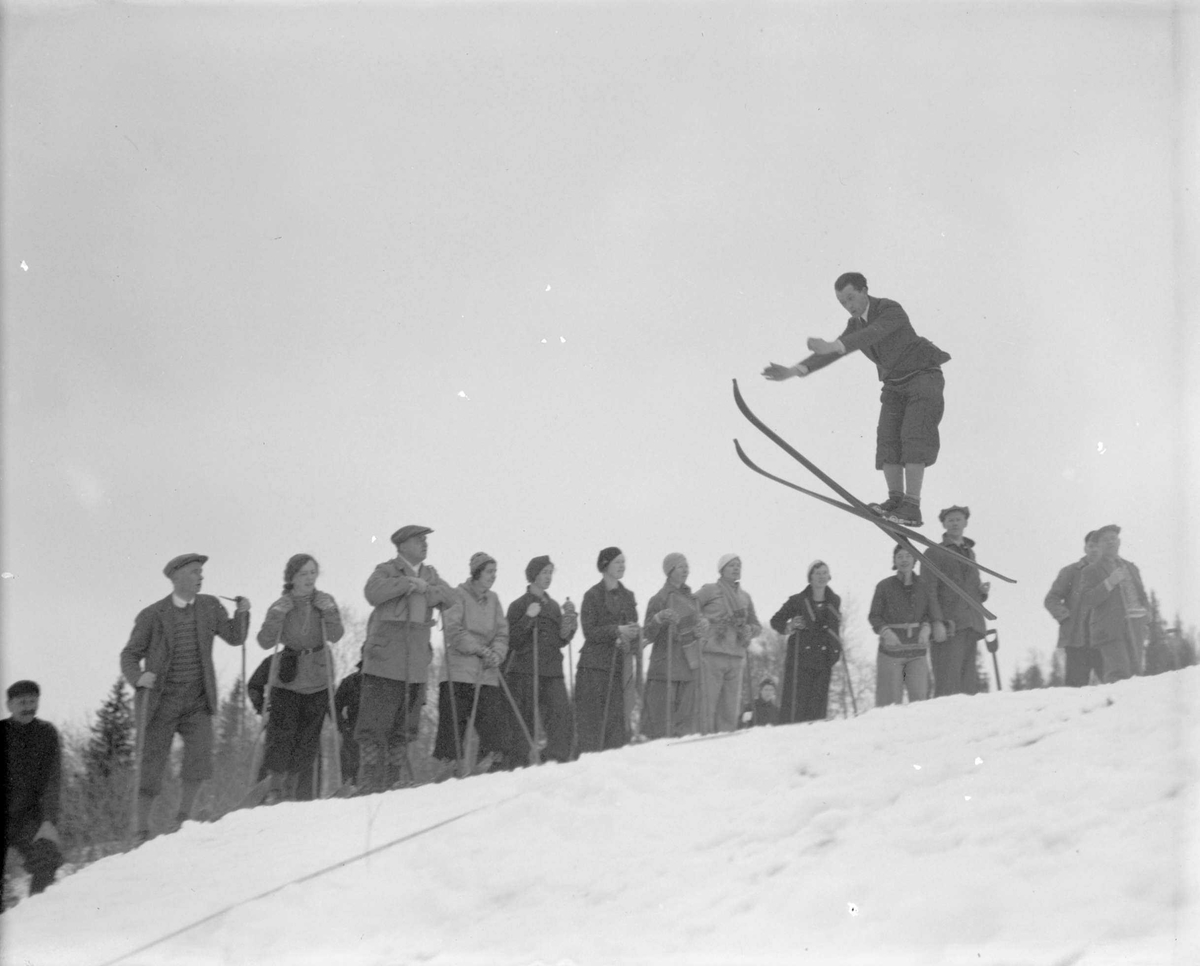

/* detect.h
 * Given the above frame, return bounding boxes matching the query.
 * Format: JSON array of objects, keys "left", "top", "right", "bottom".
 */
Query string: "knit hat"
[
  {"left": 662, "top": 552, "right": 687, "bottom": 576},
  {"left": 807, "top": 559, "right": 828, "bottom": 582},
  {"left": 717, "top": 553, "right": 740, "bottom": 574},
  {"left": 469, "top": 552, "right": 496, "bottom": 580},
  {"left": 938, "top": 505, "right": 970, "bottom": 523},
  {"left": 525, "top": 555, "right": 553, "bottom": 584},
  {"left": 163, "top": 553, "right": 207, "bottom": 578},
  {"left": 597, "top": 546, "right": 623, "bottom": 573},
  {"left": 6, "top": 680, "right": 39, "bottom": 700},
  {"left": 283, "top": 553, "right": 317, "bottom": 592}
]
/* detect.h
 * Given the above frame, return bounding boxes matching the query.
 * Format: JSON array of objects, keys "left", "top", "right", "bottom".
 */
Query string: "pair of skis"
[{"left": 731, "top": 380, "right": 1016, "bottom": 625}]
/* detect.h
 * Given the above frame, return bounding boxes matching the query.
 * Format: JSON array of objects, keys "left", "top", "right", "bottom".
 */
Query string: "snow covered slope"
[{"left": 5, "top": 670, "right": 1198, "bottom": 966}]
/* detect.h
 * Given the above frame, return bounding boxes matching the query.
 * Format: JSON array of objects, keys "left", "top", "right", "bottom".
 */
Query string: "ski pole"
[
  {"left": 531, "top": 620, "right": 542, "bottom": 765},
  {"left": 443, "top": 618, "right": 464, "bottom": 776},
  {"left": 984, "top": 628, "right": 1002, "bottom": 691},
  {"left": 323, "top": 650, "right": 342, "bottom": 796},
  {"left": 565, "top": 602, "right": 577, "bottom": 759},
  {"left": 496, "top": 668, "right": 537, "bottom": 761},
  {"left": 463, "top": 669, "right": 483, "bottom": 776},
  {"left": 665, "top": 615, "right": 675, "bottom": 739},
  {"left": 839, "top": 645, "right": 858, "bottom": 716},
  {"left": 599, "top": 645, "right": 620, "bottom": 751},
  {"left": 128, "top": 687, "right": 148, "bottom": 847}
]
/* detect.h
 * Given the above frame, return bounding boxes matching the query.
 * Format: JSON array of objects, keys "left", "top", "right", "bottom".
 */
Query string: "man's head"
[
  {"left": 1095, "top": 525, "right": 1121, "bottom": 559},
  {"left": 392, "top": 525, "right": 433, "bottom": 563},
  {"left": 759, "top": 679, "right": 777, "bottom": 704},
  {"left": 834, "top": 272, "right": 870, "bottom": 318},
  {"left": 164, "top": 554, "right": 207, "bottom": 600},
  {"left": 1083, "top": 530, "right": 1101, "bottom": 563},
  {"left": 939, "top": 506, "right": 970, "bottom": 537},
  {"left": 6, "top": 680, "right": 40, "bottom": 724},
  {"left": 718, "top": 554, "right": 742, "bottom": 583}
]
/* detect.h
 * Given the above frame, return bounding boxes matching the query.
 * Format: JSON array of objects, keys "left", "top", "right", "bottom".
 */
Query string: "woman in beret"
[
  {"left": 256, "top": 554, "right": 344, "bottom": 802},
  {"left": 575, "top": 547, "right": 640, "bottom": 753}
]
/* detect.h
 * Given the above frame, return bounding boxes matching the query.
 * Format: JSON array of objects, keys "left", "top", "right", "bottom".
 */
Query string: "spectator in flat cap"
[
  {"left": 1044, "top": 530, "right": 1103, "bottom": 687},
  {"left": 921, "top": 506, "right": 989, "bottom": 697},
  {"left": 255, "top": 554, "right": 344, "bottom": 803},
  {"left": 503, "top": 556, "right": 578, "bottom": 764},
  {"left": 434, "top": 553, "right": 510, "bottom": 774},
  {"left": 4, "top": 680, "right": 63, "bottom": 896},
  {"left": 120, "top": 556, "right": 250, "bottom": 844},
  {"left": 642, "top": 553, "right": 706, "bottom": 739},
  {"left": 356, "top": 525, "right": 454, "bottom": 793},
  {"left": 1081, "top": 526, "right": 1149, "bottom": 682},
  {"left": 576, "top": 548, "right": 640, "bottom": 753},
  {"left": 696, "top": 554, "right": 762, "bottom": 733}
]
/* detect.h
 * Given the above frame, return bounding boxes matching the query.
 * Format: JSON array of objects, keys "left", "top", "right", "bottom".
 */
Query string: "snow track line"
[{"left": 97, "top": 791, "right": 525, "bottom": 966}]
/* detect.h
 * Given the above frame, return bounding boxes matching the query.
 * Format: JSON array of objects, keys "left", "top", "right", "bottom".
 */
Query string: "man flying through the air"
[{"left": 762, "top": 272, "right": 951, "bottom": 527}]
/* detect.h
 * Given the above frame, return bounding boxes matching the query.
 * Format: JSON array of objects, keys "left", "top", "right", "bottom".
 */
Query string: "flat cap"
[
  {"left": 164, "top": 553, "right": 208, "bottom": 578},
  {"left": 391, "top": 524, "right": 433, "bottom": 546},
  {"left": 938, "top": 505, "right": 970, "bottom": 522},
  {"left": 1095, "top": 524, "right": 1121, "bottom": 538}
]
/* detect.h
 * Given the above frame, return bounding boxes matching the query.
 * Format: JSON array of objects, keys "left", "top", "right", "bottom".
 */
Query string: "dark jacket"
[
  {"left": 1081, "top": 557, "right": 1149, "bottom": 651},
  {"left": 922, "top": 536, "right": 988, "bottom": 636},
  {"left": 1045, "top": 557, "right": 1093, "bottom": 649},
  {"left": 4, "top": 718, "right": 62, "bottom": 830},
  {"left": 798, "top": 296, "right": 951, "bottom": 383},
  {"left": 578, "top": 580, "right": 638, "bottom": 673},
  {"left": 247, "top": 655, "right": 273, "bottom": 715},
  {"left": 505, "top": 590, "right": 574, "bottom": 677},
  {"left": 120, "top": 594, "right": 248, "bottom": 718},
  {"left": 770, "top": 587, "right": 843, "bottom": 669},
  {"left": 869, "top": 573, "right": 943, "bottom": 657},
  {"left": 334, "top": 669, "right": 363, "bottom": 736}
]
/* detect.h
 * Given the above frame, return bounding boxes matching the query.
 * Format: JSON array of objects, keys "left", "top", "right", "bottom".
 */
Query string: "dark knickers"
[{"left": 875, "top": 369, "right": 945, "bottom": 469}]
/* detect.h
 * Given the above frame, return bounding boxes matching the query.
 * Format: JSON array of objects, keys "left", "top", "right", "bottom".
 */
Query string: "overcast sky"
[{"left": 2, "top": 1, "right": 1196, "bottom": 724}]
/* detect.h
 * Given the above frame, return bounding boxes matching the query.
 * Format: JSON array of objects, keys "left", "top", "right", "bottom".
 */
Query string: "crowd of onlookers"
[{"left": 5, "top": 513, "right": 1152, "bottom": 900}]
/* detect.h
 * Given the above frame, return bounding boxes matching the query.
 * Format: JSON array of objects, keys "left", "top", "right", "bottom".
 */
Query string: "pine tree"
[{"left": 83, "top": 678, "right": 134, "bottom": 782}]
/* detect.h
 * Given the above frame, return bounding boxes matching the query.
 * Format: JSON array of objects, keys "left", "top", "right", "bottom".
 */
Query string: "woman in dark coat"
[
  {"left": 575, "top": 546, "right": 639, "bottom": 753},
  {"left": 770, "top": 560, "right": 842, "bottom": 723}
]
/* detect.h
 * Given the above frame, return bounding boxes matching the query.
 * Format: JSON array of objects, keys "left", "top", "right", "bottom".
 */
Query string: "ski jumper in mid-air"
[{"left": 762, "top": 272, "right": 951, "bottom": 527}]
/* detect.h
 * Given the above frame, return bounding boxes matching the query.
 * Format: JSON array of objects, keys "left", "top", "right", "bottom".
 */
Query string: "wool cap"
[
  {"left": 284, "top": 554, "right": 317, "bottom": 590},
  {"left": 525, "top": 555, "right": 553, "bottom": 584},
  {"left": 597, "top": 546, "right": 623, "bottom": 573},
  {"left": 662, "top": 552, "right": 687, "bottom": 576},
  {"left": 391, "top": 524, "right": 433, "bottom": 547},
  {"left": 807, "top": 559, "right": 829, "bottom": 582},
  {"left": 469, "top": 552, "right": 496, "bottom": 579},
  {"left": 717, "top": 553, "right": 740, "bottom": 574},
  {"left": 164, "top": 553, "right": 207, "bottom": 578},
  {"left": 6, "top": 679, "right": 39, "bottom": 700},
  {"left": 938, "top": 505, "right": 970, "bottom": 523},
  {"left": 1095, "top": 524, "right": 1121, "bottom": 538}
]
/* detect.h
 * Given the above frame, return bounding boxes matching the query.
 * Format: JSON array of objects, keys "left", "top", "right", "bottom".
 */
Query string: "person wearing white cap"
[
  {"left": 356, "top": 524, "right": 455, "bottom": 793},
  {"left": 642, "top": 553, "right": 707, "bottom": 739},
  {"left": 695, "top": 554, "right": 761, "bottom": 733}
]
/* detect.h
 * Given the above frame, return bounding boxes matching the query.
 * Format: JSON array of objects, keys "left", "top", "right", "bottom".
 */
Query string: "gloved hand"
[{"left": 880, "top": 628, "right": 902, "bottom": 649}]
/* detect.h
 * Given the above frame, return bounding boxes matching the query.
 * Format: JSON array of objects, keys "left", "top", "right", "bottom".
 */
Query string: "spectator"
[
  {"left": 697, "top": 555, "right": 762, "bottom": 734},
  {"left": 576, "top": 547, "right": 640, "bottom": 753},
  {"left": 923, "top": 506, "right": 989, "bottom": 697},
  {"left": 333, "top": 661, "right": 363, "bottom": 785},
  {"left": 356, "top": 525, "right": 455, "bottom": 794},
  {"left": 770, "top": 560, "right": 843, "bottom": 723},
  {"left": 870, "top": 545, "right": 943, "bottom": 707},
  {"left": 503, "top": 556, "right": 578, "bottom": 764},
  {"left": 120, "top": 554, "right": 250, "bottom": 843},
  {"left": 3, "top": 681, "right": 62, "bottom": 897},
  {"left": 1044, "top": 530, "right": 1103, "bottom": 686},
  {"left": 434, "top": 553, "right": 510, "bottom": 774},
  {"left": 746, "top": 679, "right": 780, "bottom": 727},
  {"left": 255, "top": 554, "right": 344, "bottom": 803},
  {"left": 1081, "top": 525, "right": 1149, "bottom": 683},
  {"left": 642, "top": 553, "right": 706, "bottom": 740}
]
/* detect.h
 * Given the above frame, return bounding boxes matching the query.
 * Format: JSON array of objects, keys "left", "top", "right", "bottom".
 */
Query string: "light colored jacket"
[
  {"left": 363, "top": 556, "right": 455, "bottom": 683},
  {"left": 696, "top": 579, "right": 761, "bottom": 657},
  {"left": 443, "top": 583, "right": 510, "bottom": 686},
  {"left": 256, "top": 594, "right": 345, "bottom": 694}
]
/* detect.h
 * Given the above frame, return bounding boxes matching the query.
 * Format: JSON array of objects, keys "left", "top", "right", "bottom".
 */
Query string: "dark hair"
[
  {"left": 1084, "top": 530, "right": 1100, "bottom": 546},
  {"left": 891, "top": 543, "right": 913, "bottom": 570},
  {"left": 6, "top": 680, "right": 39, "bottom": 700},
  {"left": 834, "top": 272, "right": 867, "bottom": 293},
  {"left": 597, "top": 546, "right": 623, "bottom": 573},
  {"left": 283, "top": 554, "right": 317, "bottom": 594}
]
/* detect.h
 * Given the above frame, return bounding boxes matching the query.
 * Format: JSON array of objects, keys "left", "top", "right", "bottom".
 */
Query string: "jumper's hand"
[
  {"left": 806, "top": 337, "right": 840, "bottom": 355},
  {"left": 762, "top": 362, "right": 801, "bottom": 381}
]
